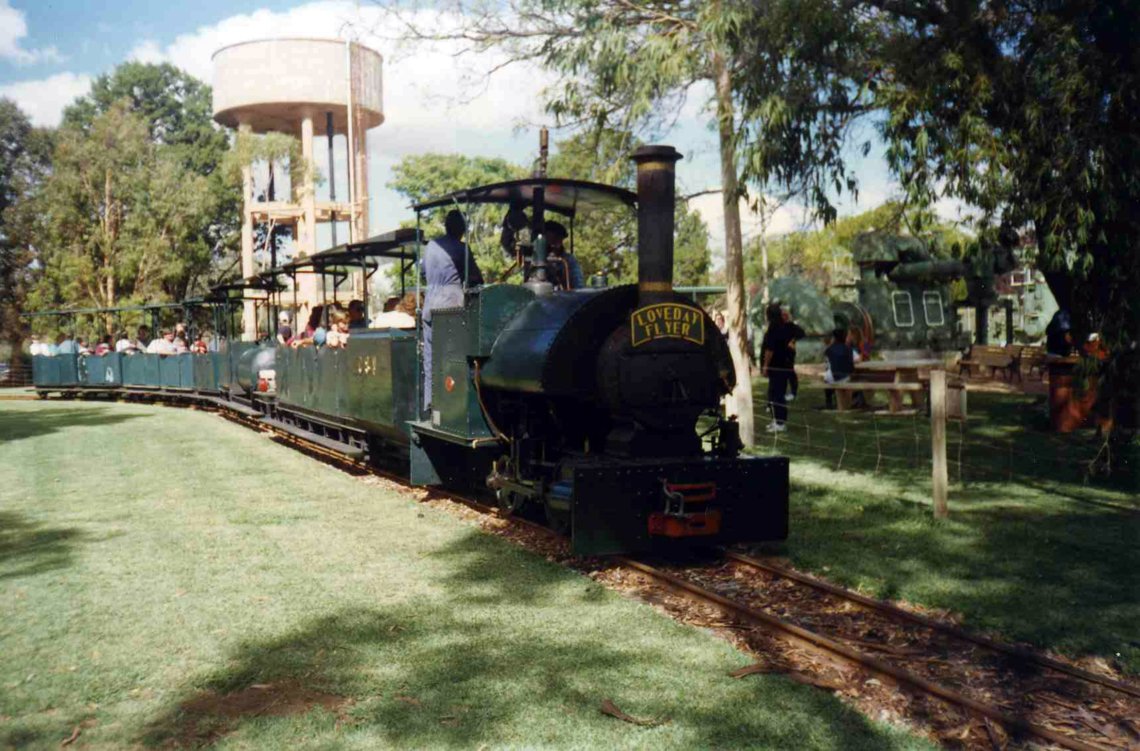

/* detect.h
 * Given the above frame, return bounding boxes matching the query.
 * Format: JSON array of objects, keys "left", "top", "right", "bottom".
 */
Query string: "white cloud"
[
  {"left": 0, "top": 71, "right": 92, "bottom": 126},
  {"left": 690, "top": 192, "right": 807, "bottom": 254},
  {"left": 0, "top": 0, "right": 64, "bottom": 65},
  {"left": 127, "top": 39, "right": 165, "bottom": 65}
]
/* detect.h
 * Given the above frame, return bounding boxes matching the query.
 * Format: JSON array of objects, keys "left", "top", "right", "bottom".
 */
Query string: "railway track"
[
  {"left": 210, "top": 399, "right": 1140, "bottom": 749},
  {"left": 618, "top": 557, "right": 1138, "bottom": 751}
]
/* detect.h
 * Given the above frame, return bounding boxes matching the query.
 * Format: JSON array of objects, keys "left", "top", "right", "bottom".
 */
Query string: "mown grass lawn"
[
  {"left": 0, "top": 399, "right": 930, "bottom": 750},
  {"left": 749, "top": 379, "right": 1139, "bottom": 674}
]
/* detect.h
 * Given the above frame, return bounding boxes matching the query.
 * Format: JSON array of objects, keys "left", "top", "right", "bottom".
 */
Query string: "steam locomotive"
[{"left": 30, "top": 145, "right": 790, "bottom": 555}]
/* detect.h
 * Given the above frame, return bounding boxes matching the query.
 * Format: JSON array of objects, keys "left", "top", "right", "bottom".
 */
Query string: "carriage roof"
[{"left": 267, "top": 227, "right": 422, "bottom": 278}]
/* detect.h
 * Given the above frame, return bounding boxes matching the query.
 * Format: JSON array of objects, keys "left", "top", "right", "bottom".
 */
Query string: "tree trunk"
[
  {"left": 759, "top": 197, "right": 771, "bottom": 305},
  {"left": 712, "top": 50, "right": 754, "bottom": 447}
]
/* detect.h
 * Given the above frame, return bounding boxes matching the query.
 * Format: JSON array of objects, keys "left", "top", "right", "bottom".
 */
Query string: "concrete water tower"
[{"left": 212, "top": 38, "right": 384, "bottom": 337}]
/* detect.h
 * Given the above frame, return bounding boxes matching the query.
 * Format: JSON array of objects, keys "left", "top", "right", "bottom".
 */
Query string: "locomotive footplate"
[{"left": 570, "top": 455, "right": 789, "bottom": 555}]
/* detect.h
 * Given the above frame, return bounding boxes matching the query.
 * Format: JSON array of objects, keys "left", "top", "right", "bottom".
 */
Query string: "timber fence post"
[{"left": 931, "top": 367, "right": 949, "bottom": 518}]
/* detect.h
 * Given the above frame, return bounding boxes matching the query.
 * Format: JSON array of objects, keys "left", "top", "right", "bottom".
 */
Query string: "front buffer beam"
[{"left": 570, "top": 456, "right": 789, "bottom": 555}]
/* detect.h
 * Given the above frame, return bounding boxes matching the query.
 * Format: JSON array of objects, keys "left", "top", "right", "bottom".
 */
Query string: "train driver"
[
  {"left": 545, "top": 221, "right": 584, "bottom": 290},
  {"left": 422, "top": 209, "right": 484, "bottom": 409}
]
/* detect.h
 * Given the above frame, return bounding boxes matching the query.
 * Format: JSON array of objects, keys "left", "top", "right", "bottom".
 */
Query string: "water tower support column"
[
  {"left": 239, "top": 120, "right": 257, "bottom": 340},
  {"left": 299, "top": 111, "right": 318, "bottom": 257}
]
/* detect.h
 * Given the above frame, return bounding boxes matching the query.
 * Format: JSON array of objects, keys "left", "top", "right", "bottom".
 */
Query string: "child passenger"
[{"left": 324, "top": 310, "right": 351, "bottom": 349}]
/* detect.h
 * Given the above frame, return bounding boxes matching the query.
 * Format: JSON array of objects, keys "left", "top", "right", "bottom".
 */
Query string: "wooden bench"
[{"left": 958, "top": 344, "right": 1016, "bottom": 380}]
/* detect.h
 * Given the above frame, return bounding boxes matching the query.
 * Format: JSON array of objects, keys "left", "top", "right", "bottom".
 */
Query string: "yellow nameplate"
[{"left": 630, "top": 303, "right": 705, "bottom": 347}]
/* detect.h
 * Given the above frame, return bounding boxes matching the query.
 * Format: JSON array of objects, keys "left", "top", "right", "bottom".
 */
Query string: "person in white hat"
[{"left": 277, "top": 311, "right": 294, "bottom": 346}]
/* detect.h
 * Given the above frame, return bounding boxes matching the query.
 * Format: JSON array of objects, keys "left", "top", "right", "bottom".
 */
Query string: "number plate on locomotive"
[{"left": 630, "top": 303, "right": 705, "bottom": 347}]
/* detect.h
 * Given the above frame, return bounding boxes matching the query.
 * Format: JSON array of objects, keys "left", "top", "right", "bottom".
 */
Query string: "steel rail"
[
  {"left": 724, "top": 551, "right": 1140, "bottom": 701},
  {"left": 617, "top": 557, "right": 1112, "bottom": 751}
]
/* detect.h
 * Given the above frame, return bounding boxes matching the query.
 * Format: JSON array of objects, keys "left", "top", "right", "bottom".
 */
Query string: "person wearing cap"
[
  {"left": 1046, "top": 309, "right": 1074, "bottom": 356},
  {"left": 422, "top": 209, "right": 484, "bottom": 409},
  {"left": 277, "top": 311, "right": 294, "bottom": 346},
  {"left": 545, "top": 221, "right": 584, "bottom": 290}
]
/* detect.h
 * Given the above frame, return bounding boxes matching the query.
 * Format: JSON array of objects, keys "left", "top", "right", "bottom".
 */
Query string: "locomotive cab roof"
[{"left": 413, "top": 178, "right": 637, "bottom": 216}]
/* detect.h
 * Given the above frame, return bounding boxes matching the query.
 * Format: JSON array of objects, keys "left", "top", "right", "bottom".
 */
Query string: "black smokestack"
[{"left": 632, "top": 145, "right": 682, "bottom": 307}]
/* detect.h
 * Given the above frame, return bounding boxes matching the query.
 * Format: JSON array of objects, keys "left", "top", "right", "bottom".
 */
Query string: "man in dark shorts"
[{"left": 760, "top": 303, "right": 802, "bottom": 432}]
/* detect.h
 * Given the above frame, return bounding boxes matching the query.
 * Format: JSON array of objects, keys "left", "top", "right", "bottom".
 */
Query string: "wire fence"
[
  {"left": 0, "top": 363, "right": 34, "bottom": 388},
  {"left": 751, "top": 365, "right": 1134, "bottom": 502}
]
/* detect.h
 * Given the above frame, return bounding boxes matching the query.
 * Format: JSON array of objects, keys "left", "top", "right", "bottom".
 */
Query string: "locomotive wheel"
[
  {"left": 496, "top": 489, "right": 527, "bottom": 516},
  {"left": 545, "top": 504, "right": 570, "bottom": 536}
]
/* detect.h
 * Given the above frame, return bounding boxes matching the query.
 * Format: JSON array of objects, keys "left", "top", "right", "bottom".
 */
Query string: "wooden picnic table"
[{"left": 832, "top": 359, "right": 964, "bottom": 416}]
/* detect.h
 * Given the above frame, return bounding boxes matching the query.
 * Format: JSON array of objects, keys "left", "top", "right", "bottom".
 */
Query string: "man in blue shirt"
[
  {"left": 545, "top": 221, "right": 584, "bottom": 290},
  {"left": 823, "top": 328, "right": 855, "bottom": 409},
  {"left": 422, "top": 210, "right": 484, "bottom": 410}
]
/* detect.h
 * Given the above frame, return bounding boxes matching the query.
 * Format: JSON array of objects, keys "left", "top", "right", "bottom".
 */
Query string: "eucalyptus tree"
[
  {"left": 63, "top": 62, "right": 240, "bottom": 294},
  {"left": 34, "top": 102, "right": 216, "bottom": 313},
  {"left": 0, "top": 98, "right": 53, "bottom": 363}
]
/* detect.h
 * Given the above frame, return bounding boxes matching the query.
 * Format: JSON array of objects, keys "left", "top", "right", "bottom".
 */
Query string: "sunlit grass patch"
[{"left": 0, "top": 400, "right": 930, "bottom": 750}]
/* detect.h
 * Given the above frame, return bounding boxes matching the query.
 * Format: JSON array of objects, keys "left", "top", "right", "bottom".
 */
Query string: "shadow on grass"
[
  {"left": 138, "top": 532, "right": 916, "bottom": 750},
  {"left": 0, "top": 405, "right": 148, "bottom": 444},
  {"left": 0, "top": 511, "right": 83, "bottom": 581},
  {"left": 777, "top": 480, "right": 1140, "bottom": 673}
]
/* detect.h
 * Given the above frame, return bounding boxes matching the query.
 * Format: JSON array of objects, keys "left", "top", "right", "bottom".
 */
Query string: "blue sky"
[{"left": 0, "top": 0, "right": 956, "bottom": 256}]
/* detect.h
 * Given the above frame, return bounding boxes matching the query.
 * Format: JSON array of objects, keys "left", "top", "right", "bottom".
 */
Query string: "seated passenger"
[
  {"left": 135, "top": 325, "right": 152, "bottom": 351},
  {"left": 545, "top": 221, "right": 584, "bottom": 290},
  {"left": 93, "top": 335, "right": 113, "bottom": 356},
  {"left": 371, "top": 292, "right": 417, "bottom": 329},
  {"left": 190, "top": 336, "right": 208, "bottom": 354},
  {"left": 29, "top": 335, "right": 50, "bottom": 357},
  {"left": 292, "top": 306, "right": 326, "bottom": 348},
  {"left": 56, "top": 334, "right": 77, "bottom": 355},
  {"left": 174, "top": 323, "right": 188, "bottom": 350},
  {"left": 114, "top": 331, "right": 132, "bottom": 353},
  {"left": 325, "top": 310, "right": 351, "bottom": 348},
  {"left": 276, "top": 311, "right": 293, "bottom": 346},
  {"left": 348, "top": 300, "right": 368, "bottom": 329},
  {"left": 147, "top": 329, "right": 177, "bottom": 355}
]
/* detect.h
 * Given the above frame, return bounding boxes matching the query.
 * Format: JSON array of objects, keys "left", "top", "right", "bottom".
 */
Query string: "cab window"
[
  {"left": 922, "top": 291, "right": 945, "bottom": 326},
  {"left": 892, "top": 291, "right": 915, "bottom": 327}
]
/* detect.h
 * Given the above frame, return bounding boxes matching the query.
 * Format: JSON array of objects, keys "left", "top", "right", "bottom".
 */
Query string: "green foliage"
[
  {"left": 0, "top": 98, "right": 53, "bottom": 352},
  {"left": 32, "top": 102, "right": 218, "bottom": 314},
  {"left": 746, "top": 203, "right": 969, "bottom": 291},
  {"left": 60, "top": 62, "right": 239, "bottom": 296},
  {"left": 62, "top": 61, "right": 228, "bottom": 175},
  {"left": 728, "top": 0, "right": 1140, "bottom": 442}
]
